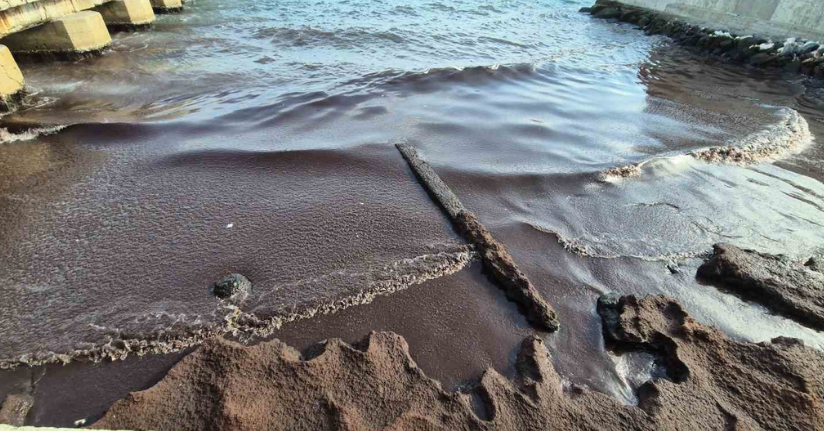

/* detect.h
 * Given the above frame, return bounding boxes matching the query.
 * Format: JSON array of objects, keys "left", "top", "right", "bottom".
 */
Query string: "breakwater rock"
[{"left": 582, "top": 1, "right": 824, "bottom": 78}]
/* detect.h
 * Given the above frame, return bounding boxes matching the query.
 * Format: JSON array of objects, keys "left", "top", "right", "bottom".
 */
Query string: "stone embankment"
[
  {"left": 582, "top": 1, "right": 824, "bottom": 79},
  {"left": 0, "top": 0, "right": 185, "bottom": 111}
]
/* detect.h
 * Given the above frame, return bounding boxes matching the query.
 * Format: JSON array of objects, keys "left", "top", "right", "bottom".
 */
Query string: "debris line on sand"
[{"left": 396, "top": 143, "right": 559, "bottom": 331}]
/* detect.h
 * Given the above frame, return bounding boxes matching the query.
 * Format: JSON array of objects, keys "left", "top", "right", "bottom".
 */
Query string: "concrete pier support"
[
  {"left": 0, "top": 45, "right": 24, "bottom": 111},
  {"left": 97, "top": 0, "right": 156, "bottom": 27},
  {"left": 150, "top": 0, "right": 183, "bottom": 13},
  {"left": 1, "top": 11, "right": 112, "bottom": 56}
]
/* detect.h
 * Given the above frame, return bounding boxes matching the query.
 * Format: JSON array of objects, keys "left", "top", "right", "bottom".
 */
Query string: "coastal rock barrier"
[{"left": 582, "top": 1, "right": 824, "bottom": 79}]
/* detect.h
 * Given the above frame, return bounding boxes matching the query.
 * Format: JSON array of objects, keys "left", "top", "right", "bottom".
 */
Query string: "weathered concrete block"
[
  {"left": 97, "top": 0, "right": 156, "bottom": 26},
  {"left": 0, "top": 0, "right": 110, "bottom": 38},
  {"left": 150, "top": 0, "right": 183, "bottom": 12},
  {"left": 2, "top": 11, "right": 112, "bottom": 55},
  {"left": 0, "top": 44, "right": 24, "bottom": 111},
  {"left": 0, "top": 394, "right": 34, "bottom": 426}
]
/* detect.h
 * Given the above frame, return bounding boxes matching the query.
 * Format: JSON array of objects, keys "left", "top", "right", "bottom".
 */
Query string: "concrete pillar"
[
  {"left": 97, "top": 0, "right": 156, "bottom": 27},
  {"left": 150, "top": 0, "right": 183, "bottom": 13},
  {"left": 1, "top": 11, "right": 112, "bottom": 56},
  {"left": 0, "top": 45, "right": 24, "bottom": 112}
]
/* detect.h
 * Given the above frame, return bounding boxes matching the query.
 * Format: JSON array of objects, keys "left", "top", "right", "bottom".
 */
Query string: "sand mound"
[{"left": 92, "top": 295, "right": 824, "bottom": 431}]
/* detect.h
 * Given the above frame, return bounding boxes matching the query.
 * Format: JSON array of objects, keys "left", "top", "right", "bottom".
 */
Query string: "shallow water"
[{"left": 1, "top": 0, "right": 824, "bottom": 424}]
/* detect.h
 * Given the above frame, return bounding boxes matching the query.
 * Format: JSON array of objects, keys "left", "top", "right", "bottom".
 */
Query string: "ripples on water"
[{"left": 1, "top": 0, "right": 824, "bottom": 421}]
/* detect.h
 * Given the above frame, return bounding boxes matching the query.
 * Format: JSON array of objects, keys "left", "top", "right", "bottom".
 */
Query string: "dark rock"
[
  {"left": 801, "top": 42, "right": 820, "bottom": 54},
  {"left": 620, "top": 10, "right": 639, "bottom": 23},
  {"left": 735, "top": 36, "right": 752, "bottom": 49},
  {"left": 593, "top": 7, "right": 621, "bottom": 19},
  {"left": 579, "top": 6, "right": 592, "bottom": 13},
  {"left": 589, "top": 4, "right": 607, "bottom": 14},
  {"left": 697, "top": 36, "right": 709, "bottom": 47},
  {"left": 718, "top": 38, "right": 734, "bottom": 50},
  {"left": 637, "top": 17, "right": 650, "bottom": 27},
  {"left": 801, "top": 58, "right": 818, "bottom": 75},
  {"left": 683, "top": 35, "right": 700, "bottom": 46},
  {"left": 596, "top": 293, "right": 622, "bottom": 342},
  {"left": 748, "top": 53, "right": 776, "bottom": 66},
  {"left": 807, "top": 257, "right": 821, "bottom": 272},
  {"left": 211, "top": 273, "right": 252, "bottom": 302},
  {"left": 816, "top": 65, "right": 824, "bottom": 78},
  {"left": 698, "top": 243, "right": 824, "bottom": 331},
  {"left": 783, "top": 57, "right": 802, "bottom": 72}
]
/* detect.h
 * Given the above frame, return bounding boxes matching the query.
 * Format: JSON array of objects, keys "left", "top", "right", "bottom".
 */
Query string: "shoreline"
[
  {"left": 84, "top": 293, "right": 824, "bottom": 430},
  {"left": 582, "top": 1, "right": 824, "bottom": 79}
]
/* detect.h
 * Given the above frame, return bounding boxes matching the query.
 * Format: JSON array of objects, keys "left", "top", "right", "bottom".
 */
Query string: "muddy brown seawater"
[{"left": 2, "top": 0, "right": 824, "bottom": 428}]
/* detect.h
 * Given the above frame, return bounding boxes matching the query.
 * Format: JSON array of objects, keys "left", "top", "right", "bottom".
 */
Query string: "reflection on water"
[{"left": 1, "top": 0, "right": 823, "bottom": 420}]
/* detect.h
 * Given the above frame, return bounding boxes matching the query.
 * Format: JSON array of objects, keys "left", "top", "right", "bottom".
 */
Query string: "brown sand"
[
  {"left": 698, "top": 243, "right": 824, "bottom": 331},
  {"left": 396, "top": 143, "right": 559, "bottom": 332},
  {"left": 92, "top": 295, "right": 824, "bottom": 430}
]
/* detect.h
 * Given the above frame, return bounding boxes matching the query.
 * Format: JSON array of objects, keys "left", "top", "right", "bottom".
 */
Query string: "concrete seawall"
[{"left": 613, "top": 0, "right": 824, "bottom": 41}]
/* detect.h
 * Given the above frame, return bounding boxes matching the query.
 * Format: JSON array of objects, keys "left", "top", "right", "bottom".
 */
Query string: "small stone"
[
  {"left": 212, "top": 273, "right": 252, "bottom": 302},
  {"left": 596, "top": 293, "right": 622, "bottom": 342},
  {"left": 806, "top": 257, "right": 820, "bottom": 272}
]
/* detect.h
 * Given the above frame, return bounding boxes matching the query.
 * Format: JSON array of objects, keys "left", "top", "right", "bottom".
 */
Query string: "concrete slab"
[
  {"left": 97, "top": 0, "right": 156, "bottom": 26},
  {"left": 1, "top": 11, "right": 112, "bottom": 55}
]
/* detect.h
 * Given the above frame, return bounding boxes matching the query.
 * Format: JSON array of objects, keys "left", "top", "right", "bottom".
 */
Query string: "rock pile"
[{"left": 581, "top": 1, "right": 824, "bottom": 78}]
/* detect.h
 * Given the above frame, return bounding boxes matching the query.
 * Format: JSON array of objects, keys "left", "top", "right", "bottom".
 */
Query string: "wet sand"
[
  {"left": 88, "top": 295, "right": 824, "bottom": 430},
  {"left": 0, "top": 262, "right": 535, "bottom": 428}
]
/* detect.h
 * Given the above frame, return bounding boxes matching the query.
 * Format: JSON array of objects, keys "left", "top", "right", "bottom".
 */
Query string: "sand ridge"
[{"left": 91, "top": 294, "right": 824, "bottom": 430}]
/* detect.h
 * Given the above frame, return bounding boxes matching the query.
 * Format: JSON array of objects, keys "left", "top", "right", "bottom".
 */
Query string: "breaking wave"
[
  {"left": 0, "top": 248, "right": 478, "bottom": 369},
  {"left": 529, "top": 223, "right": 711, "bottom": 263},
  {"left": 0, "top": 125, "right": 66, "bottom": 144},
  {"left": 599, "top": 108, "right": 813, "bottom": 182}
]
